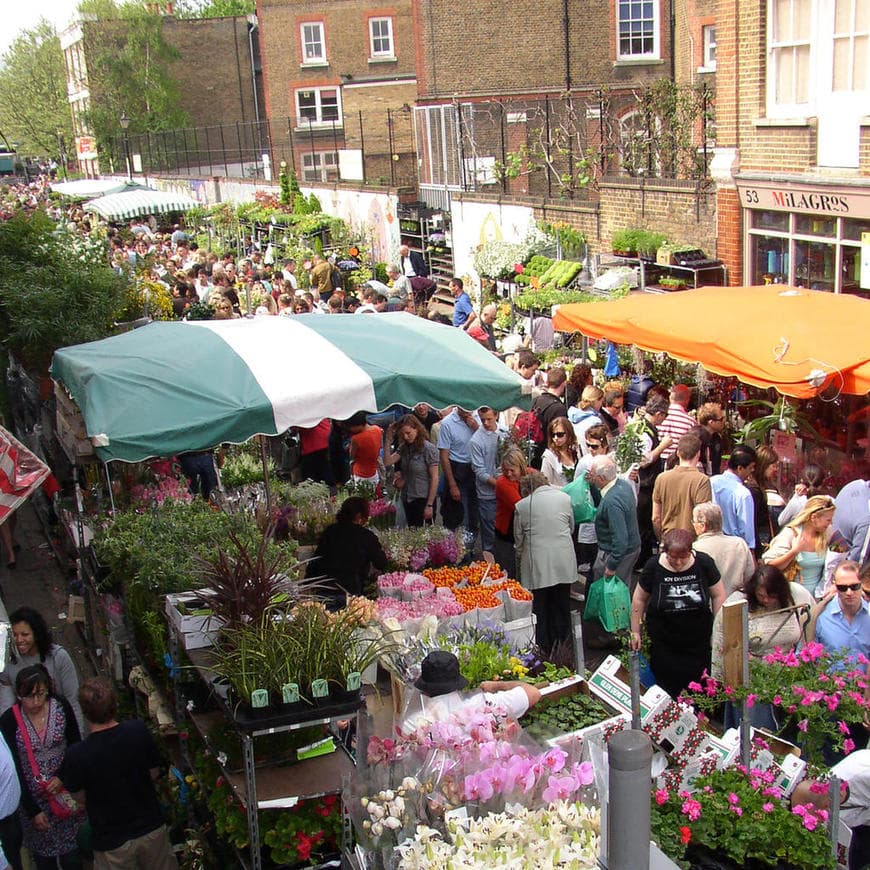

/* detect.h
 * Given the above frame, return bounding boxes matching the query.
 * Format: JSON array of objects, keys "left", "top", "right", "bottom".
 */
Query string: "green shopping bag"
[
  {"left": 563, "top": 472, "right": 596, "bottom": 524},
  {"left": 584, "top": 576, "right": 630, "bottom": 633}
]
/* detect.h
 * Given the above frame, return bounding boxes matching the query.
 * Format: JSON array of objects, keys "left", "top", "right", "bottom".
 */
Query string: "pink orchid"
[
  {"left": 540, "top": 748, "right": 567, "bottom": 773},
  {"left": 542, "top": 773, "right": 579, "bottom": 803}
]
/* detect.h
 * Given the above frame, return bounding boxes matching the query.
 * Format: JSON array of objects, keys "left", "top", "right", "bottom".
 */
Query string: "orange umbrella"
[{"left": 552, "top": 285, "right": 870, "bottom": 399}]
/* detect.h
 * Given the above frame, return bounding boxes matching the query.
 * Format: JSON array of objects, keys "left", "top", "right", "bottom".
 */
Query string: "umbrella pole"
[
  {"left": 103, "top": 461, "right": 116, "bottom": 516},
  {"left": 259, "top": 436, "right": 273, "bottom": 515}
]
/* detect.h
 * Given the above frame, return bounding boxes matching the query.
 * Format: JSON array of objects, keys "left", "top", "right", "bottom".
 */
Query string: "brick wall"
[
  {"left": 259, "top": 0, "right": 417, "bottom": 181},
  {"left": 414, "top": 0, "right": 672, "bottom": 99},
  {"left": 162, "top": 17, "right": 263, "bottom": 127},
  {"left": 715, "top": 186, "right": 742, "bottom": 285},
  {"left": 597, "top": 179, "right": 718, "bottom": 254}
]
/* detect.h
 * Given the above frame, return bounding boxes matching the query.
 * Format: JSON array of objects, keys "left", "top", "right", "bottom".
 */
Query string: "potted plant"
[
  {"left": 659, "top": 275, "right": 688, "bottom": 291},
  {"left": 611, "top": 228, "right": 641, "bottom": 257},
  {"left": 635, "top": 230, "right": 668, "bottom": 261}
]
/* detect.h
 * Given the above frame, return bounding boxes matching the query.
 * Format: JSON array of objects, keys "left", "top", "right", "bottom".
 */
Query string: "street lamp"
[{"left": 119, "top": 111, "right": 132, "bottom": 181}]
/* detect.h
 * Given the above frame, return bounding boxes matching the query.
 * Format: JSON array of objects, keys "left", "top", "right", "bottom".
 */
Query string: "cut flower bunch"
[{"left": 396, "top": 800, "right": 601, "bottom": 869}]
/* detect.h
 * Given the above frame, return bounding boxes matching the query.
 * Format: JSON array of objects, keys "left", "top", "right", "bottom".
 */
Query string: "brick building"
[
  {"left": 60, "top": 8, "right": 264, "bottom": 177},
  {"left": 257, "top": 0, "right": 418, "bottom": 185},
  {"left": 411, "top": 0, "right": 690, "bottom": 208},
  {"left": 713, "top": 0, "right": 870, "bottom": 293}
]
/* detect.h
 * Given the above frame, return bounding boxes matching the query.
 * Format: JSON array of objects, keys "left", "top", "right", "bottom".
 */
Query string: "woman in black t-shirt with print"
[{"left": 629, "top": 528, "right": 727, "bottom": 698}]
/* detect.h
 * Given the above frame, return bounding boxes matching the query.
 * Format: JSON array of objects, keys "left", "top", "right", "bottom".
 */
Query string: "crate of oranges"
[{"left": 422, "top": 561, "right": 506, "bottom": 589}]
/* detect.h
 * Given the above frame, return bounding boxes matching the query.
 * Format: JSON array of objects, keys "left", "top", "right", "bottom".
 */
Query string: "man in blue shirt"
[
  {"left": 469, "top": 407, "right": 505, "bottom": 554},
  {"left": 710, "top": 444, "right": 757, "bottom": 551},
  {"left": 0, "top": 732, "right": 21, "bottom": 870},
  {"left": 450, "top": 278, "right": 478, "bottom": 331},
  {"left": 814, "top": 561, "right": 870, "bottom": 664},
  {"left": 833, "top": 478, "right": 870, "bottom": 566},
  {"left": 437, "top": 407, "right": 479, "bottom": 542}
]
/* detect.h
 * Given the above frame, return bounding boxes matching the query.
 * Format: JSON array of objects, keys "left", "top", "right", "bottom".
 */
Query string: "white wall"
[
  {"left": 448, "top": 198, "right": 537, "bottom": 299},
  {"left": 150, "top": 176, "right": 401, "bottom": 262}
]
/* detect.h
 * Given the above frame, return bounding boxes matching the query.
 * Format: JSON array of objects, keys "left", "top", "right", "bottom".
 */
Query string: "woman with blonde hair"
[
  {"left": 569, "top": 385, "right": 604, "bottom": 456},
  {"left": 762, "top": 494, "right": 836, "bottom": 597},
  {"left": 493, "top": 447, "right": 527, "bottom": 579}
]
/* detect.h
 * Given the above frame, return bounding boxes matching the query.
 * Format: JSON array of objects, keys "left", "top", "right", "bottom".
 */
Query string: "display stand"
[
  {"left": 398, "top": 205, "right": 454, "bottom": 294},
  {"left": 167, "top": 620, "right": 361, "bottom": 870},
  {"left": 605, "top": 255, "right": 728, "bottom": 291}
]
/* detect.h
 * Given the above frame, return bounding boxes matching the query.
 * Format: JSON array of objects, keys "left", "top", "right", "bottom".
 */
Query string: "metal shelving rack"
[{"left": 167, "top": 620, "right": 362, "bottom": 870}]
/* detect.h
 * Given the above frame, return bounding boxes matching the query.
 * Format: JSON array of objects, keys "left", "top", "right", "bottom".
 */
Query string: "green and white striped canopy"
[
  {"left": 50, "top": 314, "right": 531, "bottom": 463},
  {"left": 82, "top": 188, "right": 197, "bottom": 221},
  {"left": 51, "top": 179, "right": 148, "bottom": 199}
]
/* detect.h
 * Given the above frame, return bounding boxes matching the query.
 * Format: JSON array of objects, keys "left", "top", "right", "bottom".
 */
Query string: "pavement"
[{"left": 0, "top": 503, "right": 95, "bottom": 684}]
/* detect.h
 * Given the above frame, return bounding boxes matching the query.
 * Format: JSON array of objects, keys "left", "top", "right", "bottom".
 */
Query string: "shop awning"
[
  {"left": 50, "top": 178, "right": 148, "bottom": 199},
  {"left": 552, "top": 285, "right": 870, "bottom": 398},
  {"left": 50, "top": 314, "right": 531, "bottom": 463},
  {"left": 82, "top": 189, "right": 197, "bottom": 221}
]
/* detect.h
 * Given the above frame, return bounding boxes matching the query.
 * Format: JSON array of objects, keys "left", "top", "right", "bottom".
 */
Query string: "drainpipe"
[{"left": 247, "top": 15, "right": 261, "bottom": 127}]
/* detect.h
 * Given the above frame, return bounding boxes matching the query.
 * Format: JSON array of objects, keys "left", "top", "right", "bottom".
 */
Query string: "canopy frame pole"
[
  {"left": 103, "top": 462, "right": 116, "bottom": 516},
  {"left": 259, "top": 436, "right": 273, "bottom": 515}
]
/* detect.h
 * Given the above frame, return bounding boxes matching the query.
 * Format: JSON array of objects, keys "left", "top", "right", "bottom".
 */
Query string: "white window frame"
[
  {"left": 766, "top": 0, "right": 813, "bottom": 116},
  {"left": 295, "top": 87, "right": 342, "bottom": 127},
  {"left": 701, "top": 25, "right": 717, "bottom": 70},
  {"left": 301, "top": 151, "right": 339, "bottom": 182},
  {"left": 616, "top": 0, "right": 660, "bottom": 60},
  {"left": 300, "top": 22, "right": 326, "bottom": 65},
  {"left": 369, "top": 17, "right": 395, "bottom": 59}
]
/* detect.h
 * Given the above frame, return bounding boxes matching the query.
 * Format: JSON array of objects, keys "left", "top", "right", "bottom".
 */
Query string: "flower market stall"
[{"left": 50, "top": 314, "right": 531, "bottom": 463}]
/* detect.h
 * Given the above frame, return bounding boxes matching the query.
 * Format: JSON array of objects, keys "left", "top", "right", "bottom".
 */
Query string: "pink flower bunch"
[
  {"left": 428, "top": 535, "right": 460, "bottom": 567},
  {"left": 681, "top": 796, "right": 702, "bottom": 821},
  {"left": 792, "top": 802, "right": 828, "bottom": 831},
  {"left": 369, "top": 498, "right": 397, "bottom": 518},
  {"left": 377, "top": 572, "right": 407, "bottom": 590},
  {"left": 409, "top": 549, "right": 429, "bottom": 571},
  {"left": 375, "top": 595, "right": 463, "bottom": 622},
  {"left": 130, "top": 475, "right": 193, "bottom": 507}
]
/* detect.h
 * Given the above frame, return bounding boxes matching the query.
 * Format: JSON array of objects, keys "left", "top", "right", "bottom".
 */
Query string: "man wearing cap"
[{"left": 401, "top": 651, "right": 541, "bottom": 732}]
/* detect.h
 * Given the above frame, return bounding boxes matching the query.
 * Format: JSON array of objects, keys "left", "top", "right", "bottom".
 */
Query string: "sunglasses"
[
  {"left": 552, "top": 432, "right": 568, "bottom": 438},
  {"left": 836, "top": 583, "right": 862, "bottom": 592},
  {"left": 21, "top": 690, "right": 47, "bottom": 700},
  {"left": 586, "top": 441, "right": 604, "bottom": 449}
]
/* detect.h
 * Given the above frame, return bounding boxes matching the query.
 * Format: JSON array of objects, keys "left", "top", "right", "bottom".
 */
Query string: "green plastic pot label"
[
  {"left": 251, "top": 688, "right": 269, "bottom": 709},
  {"left": 311, "top": 678, "right": 329, "bottom": 699},
  {"left": 346, "top": 672, "right": 361, "bottom": 692},
  {"left": 282, "top": 683, "right": 299, "bottom": 704}
]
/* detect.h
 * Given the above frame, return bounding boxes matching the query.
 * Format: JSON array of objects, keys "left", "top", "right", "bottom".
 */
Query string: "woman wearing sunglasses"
[{"left": 540, "top": 419, "right": 579, "bottom": 487}]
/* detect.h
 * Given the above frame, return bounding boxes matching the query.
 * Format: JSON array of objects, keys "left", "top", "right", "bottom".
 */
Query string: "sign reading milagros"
[{"left": 737, "top": 180, "right": 870, "bottom": 220}]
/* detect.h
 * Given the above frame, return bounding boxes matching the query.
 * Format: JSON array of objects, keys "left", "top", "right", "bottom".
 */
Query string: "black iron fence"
[
  {"left": 105, "top": 110, "right": 418, "bottom": 187},
  {"left": 100, "top": 81, "right": 714, "bottom": 194}
]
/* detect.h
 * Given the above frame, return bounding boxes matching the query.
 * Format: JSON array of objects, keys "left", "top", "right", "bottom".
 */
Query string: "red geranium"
[{"left": 680, "top": 826, "right": 692, "bottom": 845}]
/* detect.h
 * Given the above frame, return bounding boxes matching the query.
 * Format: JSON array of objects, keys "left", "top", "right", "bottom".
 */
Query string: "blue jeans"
[{"left": 478, "top": 498, "right": 496, "bottom": 553}]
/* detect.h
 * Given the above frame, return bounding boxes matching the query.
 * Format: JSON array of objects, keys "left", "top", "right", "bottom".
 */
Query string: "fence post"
[
  {"left": 607, "top": 729, "right": 652, "bottom": 870},
  {"left": 219, "top": 125, "right": 229, "bottom": 177}
]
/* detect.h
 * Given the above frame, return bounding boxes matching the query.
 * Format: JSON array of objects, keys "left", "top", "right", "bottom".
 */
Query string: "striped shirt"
[{"left": 658, "top": 403, "right": 695, "bottom": 462}]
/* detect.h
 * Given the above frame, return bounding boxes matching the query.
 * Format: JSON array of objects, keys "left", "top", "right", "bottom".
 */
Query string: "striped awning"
[
  {"left": 51, "top": 178, "right": 148, "bottom": 199},
  {"left": 50, "top": 314, "right": 532, "bottom": 463},
  {"left": 0, "top": 427, "right": 50, "bottom": 527},
  {"left": 83, "top": 189, "right": 198, "bottom": 221}
]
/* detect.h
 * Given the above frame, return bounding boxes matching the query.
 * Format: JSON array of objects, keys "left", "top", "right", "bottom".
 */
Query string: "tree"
[
  {"left": 77, "top": 0, "right": 188, "bottom": 148},
  {"left": 173, "top": 0, "right": 256, "bottom": 17},
  {"left": 0, "top": 20, "right": 74, "bottom": 157}
]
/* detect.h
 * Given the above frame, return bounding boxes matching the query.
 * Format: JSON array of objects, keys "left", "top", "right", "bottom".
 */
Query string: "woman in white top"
[{"left": 540, "top": 418, "right": 579, "bottom": 487}]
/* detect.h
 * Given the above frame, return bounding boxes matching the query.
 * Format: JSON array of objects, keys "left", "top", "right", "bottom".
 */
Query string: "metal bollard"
[{"left": 607, "top": 729, "right": 653, "bottom": 870}]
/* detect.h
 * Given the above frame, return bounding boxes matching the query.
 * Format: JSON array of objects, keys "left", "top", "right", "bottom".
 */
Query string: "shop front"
[{"left": 737, "top": 178, "right": 870, "bottom": 296}]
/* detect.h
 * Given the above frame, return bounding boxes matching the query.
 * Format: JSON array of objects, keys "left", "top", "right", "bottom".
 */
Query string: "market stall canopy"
[
  {"left": 552, "top": 285, "right": 870, "bottom": 399},
  {"left": 50, "top": 314, "right": 531, "bottom": 463},
  {"left": 82, "top": 188, "right": 197, "bottom": 221},
  {"left": 50, "top": 178, "right": 149, "bottom": 199}
]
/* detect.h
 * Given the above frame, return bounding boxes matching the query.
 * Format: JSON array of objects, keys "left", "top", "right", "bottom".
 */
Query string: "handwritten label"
[
  {"left": 250, "top": 688, "right": 269, "bottom": 709},
  {"left": 282, "top": 683, "right": 299, "bottom": 704}
]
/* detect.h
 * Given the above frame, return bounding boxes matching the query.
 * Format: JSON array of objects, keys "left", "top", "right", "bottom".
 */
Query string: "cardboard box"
[
  {"left": 528, "top": 677, "right": 625, "bottom": 748},
  {"left": 588, "top": 655, "right": 657, "bottom": 720},
  {"left": 165, "top": 591, "right": 223, "bottom": 650}
]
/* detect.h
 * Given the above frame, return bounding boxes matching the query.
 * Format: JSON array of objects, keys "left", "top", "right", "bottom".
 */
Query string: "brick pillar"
[{"left": 716, "top": 186, "right": 742, "bottom": 286}]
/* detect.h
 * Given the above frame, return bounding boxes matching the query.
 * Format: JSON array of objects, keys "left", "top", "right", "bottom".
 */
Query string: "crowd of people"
[{"left": 0, "top": 610, "right": 177, "bottom": 870}]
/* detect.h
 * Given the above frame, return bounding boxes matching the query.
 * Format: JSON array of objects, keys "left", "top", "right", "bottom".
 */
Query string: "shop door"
[{"left": 815, "top": 0, "right": 868, "bottom": 168}]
